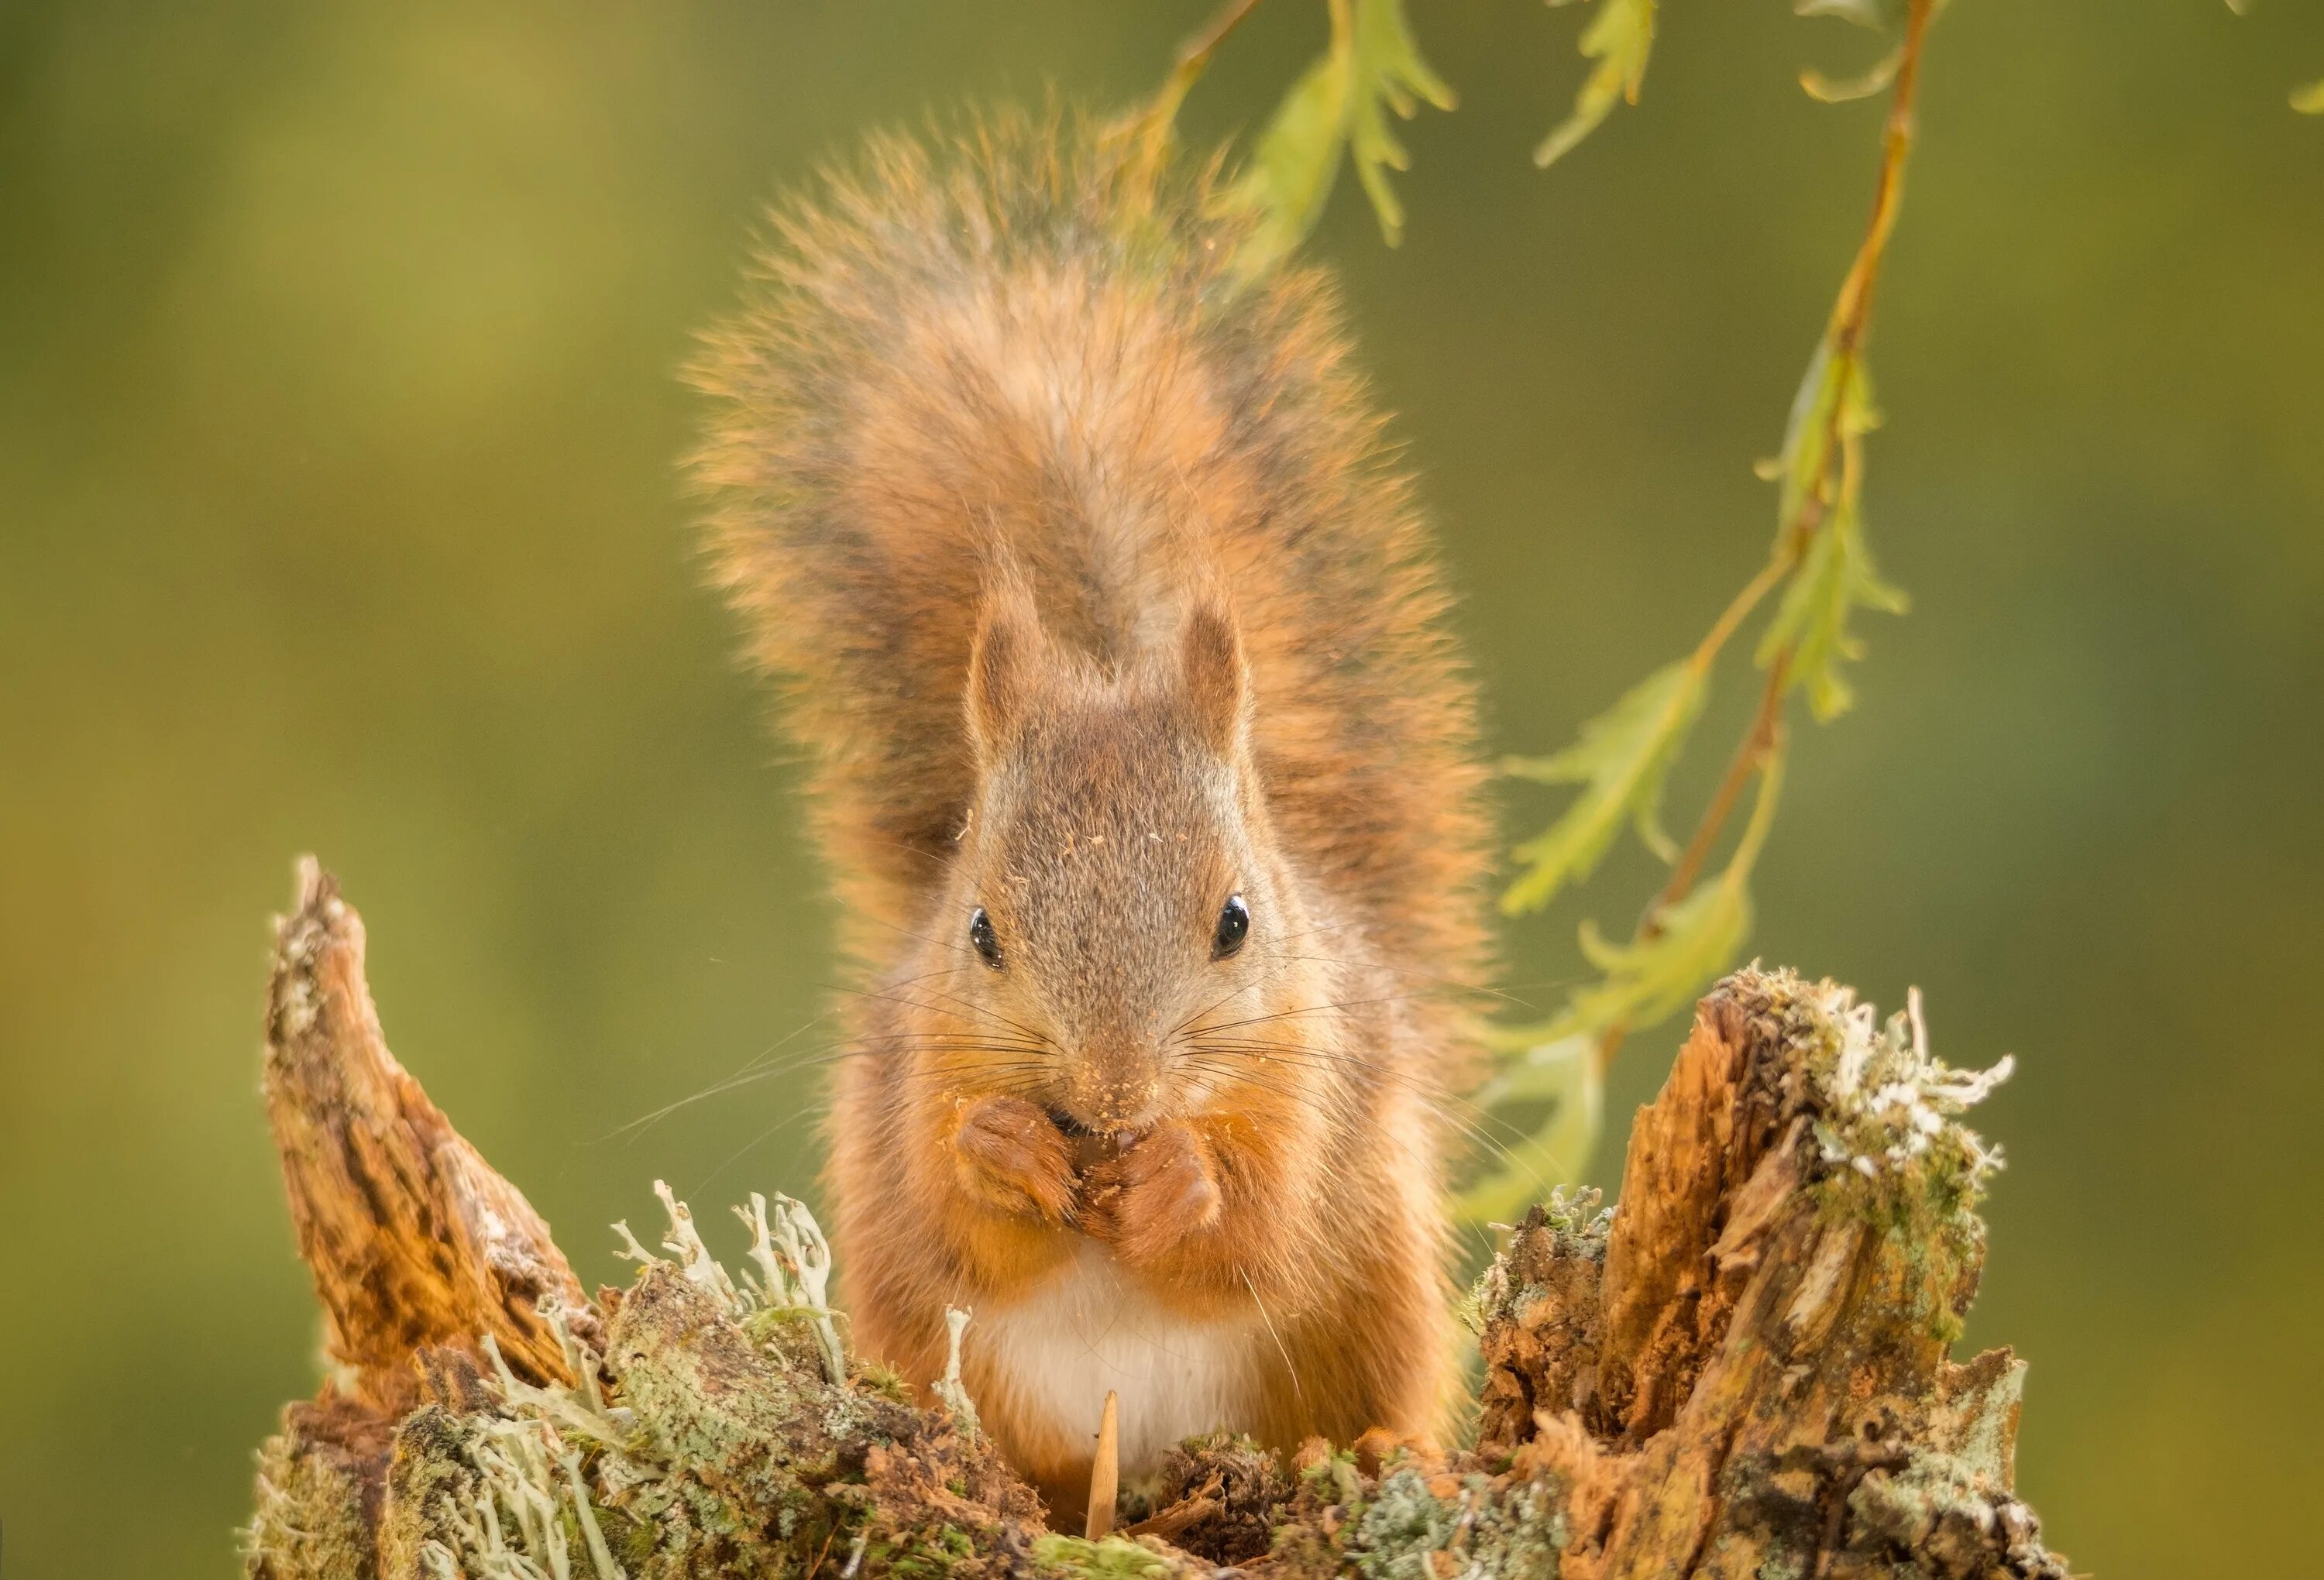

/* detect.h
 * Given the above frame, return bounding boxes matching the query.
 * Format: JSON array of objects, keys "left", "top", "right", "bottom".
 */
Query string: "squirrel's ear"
[
  {"left": 965, "top": 592, "right": 1039, "bottom": 763},
  {"left": 1177, "top": 601, "right": 1250, "bottom": 756}
]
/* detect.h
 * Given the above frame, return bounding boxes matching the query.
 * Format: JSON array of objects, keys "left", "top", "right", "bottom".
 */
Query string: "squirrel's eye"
[
  {"left": 969, "top": 906, "right": 1002, "bottom": 968},
  {"left": 1212, "top": 894, "right": 1250, "bottom": 960}
]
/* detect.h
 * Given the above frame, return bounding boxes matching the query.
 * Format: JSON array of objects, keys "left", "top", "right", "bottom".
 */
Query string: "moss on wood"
[{"left": 242, "top": 865, "right": 2068, "bottom": 1580}]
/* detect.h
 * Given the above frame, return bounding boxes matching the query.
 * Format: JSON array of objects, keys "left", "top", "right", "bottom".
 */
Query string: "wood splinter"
[{"left": 1085, "top": 1389, "right": 1120, "bottom": 1538}]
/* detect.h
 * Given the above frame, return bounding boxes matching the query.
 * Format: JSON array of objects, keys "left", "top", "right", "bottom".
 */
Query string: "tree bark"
[
  {"left": 263, "top": 858, "right": 597, "bottom": 1407},
  {"left": 242, "top": 864, "right": 2070, "bottom": 1579}
]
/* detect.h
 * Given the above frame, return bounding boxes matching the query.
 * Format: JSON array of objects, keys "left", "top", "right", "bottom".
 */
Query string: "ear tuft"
[
  {"left": 1178, "top": 601, "right": 1249, "bottom": 755},
  {"left": 966, "top": 592, "right": 1040, "bottom": 763}
]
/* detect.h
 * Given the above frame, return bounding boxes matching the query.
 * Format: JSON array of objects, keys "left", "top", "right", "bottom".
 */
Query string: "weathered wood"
[
  {"left": 243, "top": 866, "right": 2069, "bottom": 1580},
  {"left": 261, "top": 857, "right": 594, "bottom": 1405},
  {"left": 1477, "top": 977, "right": 2060, "bottom": 1579}
]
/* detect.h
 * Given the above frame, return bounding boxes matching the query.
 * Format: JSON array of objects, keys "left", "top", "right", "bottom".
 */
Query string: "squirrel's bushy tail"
[{"left": 689, "top": 111, "right": 1491, "bottom": 1008}]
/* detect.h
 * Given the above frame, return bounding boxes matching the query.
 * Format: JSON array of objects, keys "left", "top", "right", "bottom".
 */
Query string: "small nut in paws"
[
  {"left": 1081, "top": 1120, "right": 1222, "bottom": 1264},
  {"left": 954, "top": 1094, "right": 1077, "bottom": 1224}
]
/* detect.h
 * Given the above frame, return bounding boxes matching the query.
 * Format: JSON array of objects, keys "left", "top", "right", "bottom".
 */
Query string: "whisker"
[
  {"left": 1177, "top": 1060, "right": 1535, "bottom": 1173},
  {"left": 683, "top": 1104, "right": 830, "bottom": 1200},
  {"left": 830, "top": 979, "right": 1061, "bottom": 1051},
  {"left": 1241, "top": 950, "right": 1541, "bottom": 1011},
  {"left": 1165, "top": 949, "right": 1331, "bottom": 1039},
  {"left": 1191, "top": 990, "right": 1449, "bottom": 1037}
]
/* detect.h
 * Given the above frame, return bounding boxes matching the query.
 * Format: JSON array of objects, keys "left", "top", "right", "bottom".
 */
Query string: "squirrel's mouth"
[{"left": 1047, "top": 1104, "right": 1143, "bottom": 1171}]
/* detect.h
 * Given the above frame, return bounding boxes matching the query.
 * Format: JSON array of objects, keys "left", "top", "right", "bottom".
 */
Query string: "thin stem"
[
  {"left": 1115, "top": 0, "right": 1268, "bottom": 199},
  {"left": 1654, "top": 650, "right": 1790, "bottom": 922},
  {"left": 1827, "top": 0, "right": 1935, "bottom": 362},
  {"left": 1175, "top": 0, "right": 1269, "bottom": 88},
  {"left": 1589, "top": 0, "right": 1937, "bottom": 1077},
  {"left": 1688, "top": 548, "right": 1795, "bottom": 675},
  {"left": 1591, "top": 660, "right": 1789, "bottom": 1074}
]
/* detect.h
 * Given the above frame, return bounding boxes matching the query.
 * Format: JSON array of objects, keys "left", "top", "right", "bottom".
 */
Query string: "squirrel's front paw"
[
  {"left": 953, "top": 1094, "right": 1078, "bottom": 1225},
  {"left": 1081, "top": 1120, "right": 1222, "bottom": 1265}
]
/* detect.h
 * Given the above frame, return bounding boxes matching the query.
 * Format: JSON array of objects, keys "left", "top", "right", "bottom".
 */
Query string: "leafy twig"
[
  {"left": 1109, "top": 0, "right": 1269, "bottom": 207},
  {"left": 1207, "top": 0, "right": 1456, "bottom": 274},
  {"left": 1116, "top": 0, "right": 1948, "bottom": 1208},
  {"left": 1113, "top": 0, "right": 1454, "bottom": 273},
  {"left": 1467, "top": 0, "right": 1942, "bottom": 1214},
  {"left": 1536, "top": 0, "right": 1659, "bottom": 167}
]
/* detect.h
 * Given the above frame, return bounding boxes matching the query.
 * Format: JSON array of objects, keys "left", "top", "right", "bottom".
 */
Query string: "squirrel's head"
[{"left": 914, "top": 589, "right": 1336, "bottom": 1137}]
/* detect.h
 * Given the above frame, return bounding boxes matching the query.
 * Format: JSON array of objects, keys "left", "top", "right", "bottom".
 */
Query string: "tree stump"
[{"left": 242, "top": 864, "right": 2070, "bottom": 1578}]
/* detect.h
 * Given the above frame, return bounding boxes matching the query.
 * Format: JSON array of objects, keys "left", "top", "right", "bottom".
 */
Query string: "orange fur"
[{"left": 689, "top": 112, "right": 1493, "bottom": 1520}]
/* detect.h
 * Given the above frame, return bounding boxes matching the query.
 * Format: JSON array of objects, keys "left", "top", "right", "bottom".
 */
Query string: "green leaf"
[
  {"left": 1802, "top": 44, "right": 1903, "bottom": 102},
  {"left": 1559, "top": 874, "right": 1751, "bottom": 1042},
  {"left": 1501, "top": 658, "right": 1709, "bottom": 915},
  {"left": 1758, "top": 358, "right": 1906, "bottom": 720},
  {"left": 1456, "top": 1036, "right": 1603, "bottom": 1224},
  {"left": 1215, "top": 45, "right": 1354, "bottom": 276},
  {"left": 1470, "top": 763, "right": 1787, "bottom": 1234},
  {"left": 1348, "top": 0, "right": 1456, "bottom": 246},
  {"left": 1535, "top": 0, "right": 1657, "bottom": 169},
  {"left": 1501, "top": 749, "right": 1784, "bottom": 1052},
  {"left": 1757, "top": 491, "right": 1907, "bottom": 720},
  {"left": 1766, "top": 338, "right": 1851, "bottom": 539},
  {"left": 1215, "top": 0, "right": 1452, "bottom": 273}
]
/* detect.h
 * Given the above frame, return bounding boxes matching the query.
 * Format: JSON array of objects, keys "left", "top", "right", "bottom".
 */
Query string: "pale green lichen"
[
  {"left": 1849, "top": 1454, "right": 2061, "bottom": 1578},
  {"left": 1538, "top": 1183, "right": 1612, "bottom": 1242},
  {"left": 412, "top": 1297, "right": 641, "bottom": 1578},
  {"left": 1028, "top": 1534, "right": 1185, "bottom": 1578},
  {"left": 929, "top": 1306, "right": 980, "bottom": 1441},
  {"left": 247, "top": 1029, "right": 2060, "bottom": 1580},
  {"left": 1299, "top": 1444, "right": 1367, "bottom": 1510},
  {"left": 243, "top": 1421, "right": 376, "bottom": 1580},
  {"left": 1765, "top": 977, "right": 2013, "bottom": 1297},
  {"left": 1338, "top": 1466, "right": 1567, "bottom": 1580},
  {"left": 1935, "top": 1355, "right": 2025, "bottom": 1488},
  {"left": 389, "top": 1183, "right": 912, "bottom": 1580},
  {"left": 418, "top": 1411, "right": 627, "bottom": 1580},
  {"left": 1463, "top": 1183, "right": 1608, "bottom": 1336},
  {"left": 1800, "top": 984, "right": 2009, "bottom": 1196},
  {"left": 616, "top": 1180, "right": 871, "bottom": 1428},
  {"left": 734, "top": 1190, "right": 847, "bottom": 1386}
]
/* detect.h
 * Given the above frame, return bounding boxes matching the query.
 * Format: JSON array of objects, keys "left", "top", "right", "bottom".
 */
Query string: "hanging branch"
[
  {"left": 1105, "top": 0, "right": 1955, "bottom": 1206},
  {"left": 1557, "top": 0, "right": 1936, "bottom": 1076},
  {"left": 1114, "top": 0, "right": 1453, "bottom": 273},
  {"left": 1467, "top": 0, "right": 1941, "bottom": 1214},
  {"left": 1109, "top": 0, "right": 1268, "bottom": 206}
]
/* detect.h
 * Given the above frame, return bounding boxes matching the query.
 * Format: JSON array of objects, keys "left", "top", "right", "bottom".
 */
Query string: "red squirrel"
[{"left": 689, "top": 115, "right": 1493, "bottom": 1518}]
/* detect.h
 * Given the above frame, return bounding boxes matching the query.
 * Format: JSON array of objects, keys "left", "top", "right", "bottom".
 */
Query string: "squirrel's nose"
[{"left": 1057, "top": 1056, "right": 1164, "bottom": 1134}]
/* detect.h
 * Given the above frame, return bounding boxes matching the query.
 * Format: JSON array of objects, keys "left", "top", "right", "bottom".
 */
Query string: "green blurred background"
[{"left": 3, "top": 1, "right": 2320, "bottom": 1573}]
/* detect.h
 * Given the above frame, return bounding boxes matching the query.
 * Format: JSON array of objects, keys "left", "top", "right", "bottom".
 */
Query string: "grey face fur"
[{"left": 929, "top": 606, "right": 1326, "bottom": 1133}]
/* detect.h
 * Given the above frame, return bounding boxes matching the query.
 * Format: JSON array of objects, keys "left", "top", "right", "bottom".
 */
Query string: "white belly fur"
[{"left": 976, "top": 1242, "right": 1261, "bottom": 1477}]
